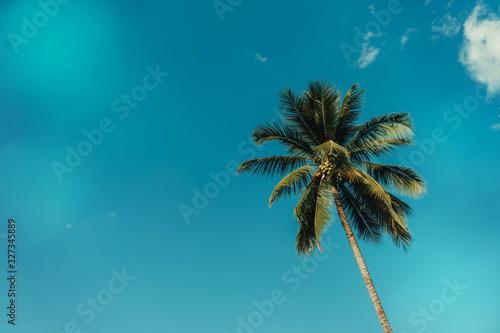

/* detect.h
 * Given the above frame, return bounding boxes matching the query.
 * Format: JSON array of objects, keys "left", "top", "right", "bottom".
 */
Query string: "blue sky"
[{"left": 0, "top": 0, "right": 499, "bottom": 332}]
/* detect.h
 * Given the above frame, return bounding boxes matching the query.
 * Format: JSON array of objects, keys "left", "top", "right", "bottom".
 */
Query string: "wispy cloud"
[
  {"left": 254, "top": 53, "right": 268, "bottom": 63},
  {"left": 357, "top": 45, "right": 380, "bottom": 69},
  {"left": 459, "top": 3, "right": 500, "bottom": 97},
  {"left": 491, "top": 115, "right": 500, "bottom": 131},
  {"left": 425, "top": 0, "right": 431, "bottom": 5},
  {"left": 431, "top": 13, "right": 462, "bottom": 37},
  {"left": 401, "top": 28, "right": 420, "bottom": 50},
  {"left": 86, "top": 212, "right": 118, "bottom": 225},
  {"left": 350, "top": 28, "right": 381, "bottom": 69},
  {"left": 108, "top": 213, "right": 118, "bottom": 223}
]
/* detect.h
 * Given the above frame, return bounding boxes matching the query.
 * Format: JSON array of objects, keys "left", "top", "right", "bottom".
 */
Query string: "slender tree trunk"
[{"left": 331, "top": 186, "right": 393, "bottom": 333}]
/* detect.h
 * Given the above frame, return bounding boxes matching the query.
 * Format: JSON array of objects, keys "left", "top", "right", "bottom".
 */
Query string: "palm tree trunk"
[{"left": 331, "top": 186, "right": 393, "bottom": 333}]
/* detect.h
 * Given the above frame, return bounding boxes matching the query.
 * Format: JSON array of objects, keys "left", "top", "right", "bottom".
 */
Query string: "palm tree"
[{"left": 236, "top": 80, "right": 426, "bottom": 333}]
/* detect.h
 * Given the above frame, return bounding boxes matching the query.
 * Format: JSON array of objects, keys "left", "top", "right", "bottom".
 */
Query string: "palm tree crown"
[{"left": 237, "top": 80, "right": 426, "bottom": 256}]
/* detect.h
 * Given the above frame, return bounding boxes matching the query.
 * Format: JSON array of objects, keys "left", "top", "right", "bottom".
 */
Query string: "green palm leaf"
[
  {"left": 349, "top": 137, "right": 414, "bottom": 161},
  {"left": 347, "top": 112, "right": 414, "bottom": 153},
  {"left": 312, "top": 140, "right": 350, "bottom": 160},
  {"left": 333, "top": 83, "right": 365, "bottom": 145},
  {"left": 293, "top": 177, "right": 332, "bottom": 256},
  {"left": 303, "top": 80, "right": 342, "bottom": 142},
  {"left": 359, "top": 161, "right": 427, "bottom": 198},
  {"left": 237, "top": 156, "right": 311, "bottom": 178},
  {"left": 338, "top": 182, "right": 382, "bottom": 243},
  {"left": 269, "top": 165, "right": 316, "bottom": 207},
  {"left": 252, "top": 120, "right": 316, "bottom": 157},
  {"left": 278, "top": 88, "right": 323, "bottom": 145}
]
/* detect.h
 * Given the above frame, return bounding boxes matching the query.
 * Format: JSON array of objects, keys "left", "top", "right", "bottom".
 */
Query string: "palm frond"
[
  {"left": 358, "top": 161, "right": 427, "bottom": 198},
  {"left": 313, "top": 140, "right": 350, "bottom": 160},
  {"left": 347, "top": 166, "right": 413, "bottom": 248},
  {"left": 296, "top": 223, "right": 316, "bottom": 256},
  {"left": 351, "top": 183, "right": 412, "bottom": 251},
  {"left": 269, "top": 165, "right": 316, "bottom": 207},
  {"left": 338, "top": 183, "right": 382, "bottom": 244},
  {"left": 390, "top": 194, "right": 413, "bottom": 217},
  {"left": 350, "top": 168, "right": 393, "bottom": 206},
  {"left": 251, "top": 120, "right": 316, "bottom": 157},
  {"left": 347, "top": 112, "right": 414, "bottom": 153},
  {"left": 237, "top": 156, "right": 311, "bottom": 177},
  {"left": 380, "top": 200, "right": 412, "bottom": 251},
  {"left": 333, "top": 83, "right": 365, "bottom": 145},
  {"left": 294, "top": 177, "right": 333, "bottom": 256},
  {"left": 303, "top": 80, "right": 341, "bottom": 142},
  {"left": 349, "top": 138, "right": 414, "bottom": 161},
  {"left": 278, "top": 88, "right": 323, "bottom": 145}
]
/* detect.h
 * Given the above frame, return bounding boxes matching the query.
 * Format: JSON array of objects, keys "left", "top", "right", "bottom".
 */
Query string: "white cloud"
[
  {"left": 401, "top": 35, "right": 409, "bottom": 47},
  {"left": 491, "top": 115, "right": 500, "bottom": 131},
  {"left": 425, "top": 0, "right": 431, "bottom": 5},
  {"left": 459, "top": 4, "right": 500, "bottom": 97},
  {"left": 357, "top": 45, "right": 380, "bottom": 69},
  {"left": 254, "top": 53, "right": 268, "bottom": 63},
  {"left": 350, "top": 28, "right": 381, "bottom": 69},
  {"left": 401, "top": 28, "right": 420, "bottom": 50},
  {"left": 431, "top": 13, "right": 462, "bottom": 37},
  {"left": 108, "top": 213, "right": 118, "bottom": 223}
]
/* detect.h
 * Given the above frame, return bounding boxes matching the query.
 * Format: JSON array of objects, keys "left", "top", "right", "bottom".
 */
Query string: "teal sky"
[{"left": 1, "top": 0, "right": 499, "bottom": 332}]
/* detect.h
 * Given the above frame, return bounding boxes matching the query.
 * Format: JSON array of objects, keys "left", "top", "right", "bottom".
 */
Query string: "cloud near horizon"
[{"left": 459, "top": 4, "right": 500, "bottom": 98}]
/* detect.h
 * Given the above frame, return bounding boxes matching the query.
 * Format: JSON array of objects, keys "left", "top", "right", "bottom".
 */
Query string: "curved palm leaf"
[
  {"left": 252, "top": 120, "right": 316, "bottom": 157},
  {"left": 333, "top": 83, "right": 365, "bottom": 145},
  {"left": 303, "top": 80, "right": 341, "bottom": 142},
  {"left": 347, "top": 112, "right": 414, "bottom": 153},
  {"left": 338, "top": 182, "right": 382, "bottom": 244},
  {"left": 351, "top": 182, "right": 412, "bottom": 250},
  {"left": 269, "top": 165, "right": 316, "bottom": 207},
  {"left": 358, "top": 161, "right": 426, "bottom": 198},
  {"left": 349, "top": 137, "right": 414, "bottom": 161},
  {"left": 351, "top": 168, "right": 393, "bottom": 206},
  {"left": 278, "top": 88, "right": 323, "bottom": 146},
  {"left": 237, "top": 156, "right": 311, "bottom": 178},
  {"left": 313, "top": 140, "right": 350, "bottom": 160},
  {"left": 293, "top": 177, "right": 332, "bottom": 256}
]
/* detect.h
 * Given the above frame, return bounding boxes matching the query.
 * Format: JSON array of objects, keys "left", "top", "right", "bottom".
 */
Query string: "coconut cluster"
[{"left": 318, "top": 160, "right": 335, "bottom": 177}]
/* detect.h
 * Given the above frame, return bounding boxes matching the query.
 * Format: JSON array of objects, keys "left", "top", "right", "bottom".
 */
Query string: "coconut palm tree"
[{"left": 237, "top": 80, "right": 426, "bottom": 333}]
